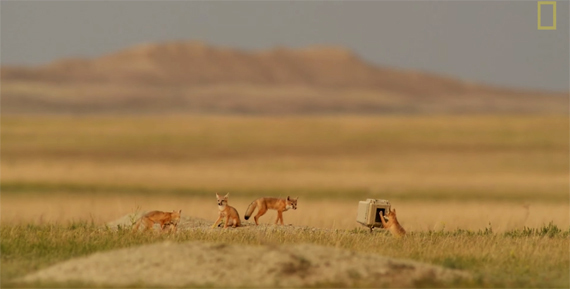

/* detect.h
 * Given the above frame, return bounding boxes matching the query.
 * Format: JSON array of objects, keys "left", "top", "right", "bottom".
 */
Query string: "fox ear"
[
  {"left": 179, "top": 209, "right": 182, "bottom": 214},
  {"left": 224, "top": 193, "right": 229, "bottom": 198},
  {"left": 216, "top": 193, "right": 220, "bottom": 198},
  {"left": 287, "top": 196, "right": 290, "bottom": 201}
]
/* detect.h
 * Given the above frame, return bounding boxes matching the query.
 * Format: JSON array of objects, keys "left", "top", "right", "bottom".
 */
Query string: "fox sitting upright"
[
  {"left": 212, "top": 193, "right": 241, "bottom": 228},
  {"left": 132, "top": 209, "right": 181, "bottom": 232},
  {"left": 380, "top": 208, "right": 406, "bottom": 237},
  {"left": 244, "top": 196, "right": 297, "bottom": 225}
]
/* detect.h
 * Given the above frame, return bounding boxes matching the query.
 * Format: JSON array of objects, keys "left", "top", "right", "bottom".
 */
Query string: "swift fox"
[
  {"left": 212, "top": 193, "right": 241, "bottom": 228},
  {"left": 132, "top": 209, "right": 181, "bottom": 232},
  {"left": 244, "top": 196, "right": 297, "bottom": 225},
  {"left": 380, "top": 208, "right": 406, "bottom": 237}
]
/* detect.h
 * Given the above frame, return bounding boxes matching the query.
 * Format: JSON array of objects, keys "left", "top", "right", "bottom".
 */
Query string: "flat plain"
[{"left": 1, "top": 115, "right": 568, "bottom": 287}]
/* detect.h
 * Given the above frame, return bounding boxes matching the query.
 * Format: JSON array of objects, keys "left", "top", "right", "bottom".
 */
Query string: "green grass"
[{"left": 1, "top": 222, "right": 568, "bottom": 288}]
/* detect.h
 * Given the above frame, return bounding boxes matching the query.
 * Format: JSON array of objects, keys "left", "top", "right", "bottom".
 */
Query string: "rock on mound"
[{"left": 19, "top": 241, "right": 470, "bottom": 287}]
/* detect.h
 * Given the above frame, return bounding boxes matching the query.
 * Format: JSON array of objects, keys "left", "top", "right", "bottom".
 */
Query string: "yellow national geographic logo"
[{"left": 537, "top": 1, "right": 556, "bottom": 30}]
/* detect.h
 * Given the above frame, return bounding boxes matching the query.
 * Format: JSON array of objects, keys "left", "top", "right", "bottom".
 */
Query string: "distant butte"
[{"left": 1, "top": 41, "right": 567, "bottom": 114}]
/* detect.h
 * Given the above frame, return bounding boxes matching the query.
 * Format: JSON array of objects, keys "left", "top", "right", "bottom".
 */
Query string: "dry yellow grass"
[
  {"left": 3, "top": 115, "right": 568, "bottom": 199},
  {"left": 2, "top": 115, "right": 568, "bottom": 233},
  {"left": 1, "top": 87, "right": 568, "bottom": 287},
  {"left": 2, "top": 157, "right": 566, "bottom": 199},
  {"left": 2, "top": 194, "right": 567, "bottom": 232}
]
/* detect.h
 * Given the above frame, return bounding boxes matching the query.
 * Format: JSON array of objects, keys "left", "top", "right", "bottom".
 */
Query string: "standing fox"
[
  {"left": 379, "top": 208, "right": 406, "bottom": 237},
  {"left": 212, "top": 193, "right": 241, "bottom": 228},
  {"left": 244, "top": 196, "right": 298, "bottom": 225},
  {"left": 132, "top": 210, "right": 181, "bottom": 232}
]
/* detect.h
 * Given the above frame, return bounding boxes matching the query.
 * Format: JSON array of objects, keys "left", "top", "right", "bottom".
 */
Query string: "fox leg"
[
  {"left": 223, "top": 215, "right": 230, "bottom": 228},
  {"left": 276, "top": 210, "right": 284, "bottom": 225},
  {"left": 254, "top": 206, "right": 267, "bottom": 225},
  {"left": 132, "top": 219, "right": 142, "bottom": 231},
  {"left": 212, "top": 215, "right": 223, "bottom": 228},
  {"left": 226, "top": 217, "right": 236, "bottom": 228},
  {"left": 379, "top": 211, "right": 389, "bottom": 229},
  {"left": 163, "top": 223, "right": 177, "bottom": 233},
  {"left": 142, "top": 218, "right": 154, "bottom": 231}
]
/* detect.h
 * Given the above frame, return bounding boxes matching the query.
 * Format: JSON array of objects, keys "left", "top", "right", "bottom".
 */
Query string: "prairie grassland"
[
  {"left": 2, "top": 115, "right": 568, "bottom": 201},
  {"left": 1, "top": 115, "right": 568, "bottom": 228},
  {"left": 1, "top": 194, "right": 568, "bottom": 232},
  {"left": 1, "top": 115, "right": 568, "bottom": 287},
  {"left": 1, "top": 222, "right": 568, "bottom": 288}
]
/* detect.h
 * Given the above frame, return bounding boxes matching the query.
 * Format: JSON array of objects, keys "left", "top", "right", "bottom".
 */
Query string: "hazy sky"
[{"left": 1, "top": 1, "right": 568, "bottom": 92}]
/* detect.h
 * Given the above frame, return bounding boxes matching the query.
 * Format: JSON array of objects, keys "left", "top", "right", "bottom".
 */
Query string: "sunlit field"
[
  {"left": 2, "top": 115, "right": 568, "bottom": 227},
  {"left": 2, "top": 195, "right": 568, "bottom": 232},
  {"left": 1, "top": 115, "right": 568, "bottom": 287},
  {"left": 2, "top": 221, "right": 568, "bottom": 288},
  {"left": 2, "top": 115, "right": 568, "bottom": 198}
]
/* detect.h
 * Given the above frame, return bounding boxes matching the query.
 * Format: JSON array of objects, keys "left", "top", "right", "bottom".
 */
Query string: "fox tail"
[{"left": 244, "top": 201, "right": 257, "bottom": 220}]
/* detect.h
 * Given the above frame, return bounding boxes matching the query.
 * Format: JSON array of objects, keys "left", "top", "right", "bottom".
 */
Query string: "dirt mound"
[
  {"left": 107, "top": 212, "right": 330, "bottom": 235},
  {"left": 106, "top": 211, "right": 213, "bottom": 231},
  {"left": 19, "top": 241, "right": 470, "bottom": 287}
]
